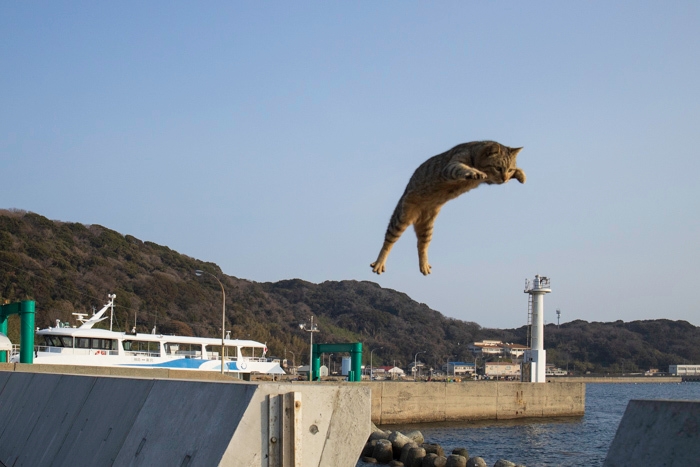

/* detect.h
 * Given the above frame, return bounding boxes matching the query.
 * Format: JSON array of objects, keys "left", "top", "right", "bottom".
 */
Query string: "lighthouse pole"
[{"left": 524, "top": 275, "right": 551, "bottom": 383}]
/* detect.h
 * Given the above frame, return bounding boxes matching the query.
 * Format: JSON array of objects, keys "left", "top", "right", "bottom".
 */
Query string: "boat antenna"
[{"left": 108, "top": 294, "right": 116, "bottom": 331}]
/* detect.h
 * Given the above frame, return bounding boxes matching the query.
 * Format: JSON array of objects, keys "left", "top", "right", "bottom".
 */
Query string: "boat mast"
[{"left": 108, "top": 294, "right": 116, "bottom": 331}]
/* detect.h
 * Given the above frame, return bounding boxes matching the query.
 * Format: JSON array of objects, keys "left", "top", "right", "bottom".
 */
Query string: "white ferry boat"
[{"left": 12, "top": 295, "right": 284, "bottom": 375}]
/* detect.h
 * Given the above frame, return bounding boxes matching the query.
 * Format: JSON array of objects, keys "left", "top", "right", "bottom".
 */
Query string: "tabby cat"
[{"left": 370, "top": 140, "right": 525, "bottom": 275}]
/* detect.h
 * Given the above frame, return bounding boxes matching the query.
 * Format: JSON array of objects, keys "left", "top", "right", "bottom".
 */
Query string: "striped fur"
[{"left": 370, "top": 141, "right": 525, "bottom": 275}]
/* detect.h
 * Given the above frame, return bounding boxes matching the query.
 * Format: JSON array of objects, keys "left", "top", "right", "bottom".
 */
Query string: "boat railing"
[{"left": 241, "top": 357, "right": 268, "bottom": 363}]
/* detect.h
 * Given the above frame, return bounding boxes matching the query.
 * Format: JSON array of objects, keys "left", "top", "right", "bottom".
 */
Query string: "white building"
[
  {"left": 484, "top": 362, "right": 521, "bottom": 378},
  {"left": 379, "top": 366, "right": 405, "bottom": 379},
  {"left": 443, "top": 362, "right": 476, "bottom": 376},
  {"left": 469, "top": 341, "right": 530, "bottom": 360},
  {"left": 669, "top": 364, "right": 700, "bottom": 376},
  {"left": 503, "top": 343, "right": 528, "bottom": 359},
  {"left": 468, "top": 340, "right": 505, "bottom": 356}
]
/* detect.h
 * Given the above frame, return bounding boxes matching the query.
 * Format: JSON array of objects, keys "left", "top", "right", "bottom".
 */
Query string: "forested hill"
[{"left": 1, "top": 209, "right": 698, "bottom": 373}]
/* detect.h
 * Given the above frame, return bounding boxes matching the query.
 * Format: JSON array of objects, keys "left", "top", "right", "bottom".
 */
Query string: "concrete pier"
[
  {"left": 0, "top": 369, "right": 371, "bottom": 467},
  {"left": 604, "top": 399, "right": 700, "bottom": 466},
  {"left": 360, "top": 381, "right": 585, "bottom": 425}
]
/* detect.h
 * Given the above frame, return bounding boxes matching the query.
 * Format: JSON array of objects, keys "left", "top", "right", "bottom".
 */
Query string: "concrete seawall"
[
  {"left": 359, "top": 381, "right": 585, "bottom": 425},
  {"left": 0, "top": 367, "right": 371, "bottom": 467},
  {"left": 1, "top": 364, "right": 584, "bottom": 428},
  {"left": 604, "top": 400, "right": 700, "bottom": 466}
]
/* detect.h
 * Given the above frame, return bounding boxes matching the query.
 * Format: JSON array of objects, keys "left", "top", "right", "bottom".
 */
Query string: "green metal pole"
[
  {"left": 351, "top": 342, "right": 363, "bottom": 382},
  {"left": 312, "top": 344, "right": 321, "bottom": 381},
  {"left": 19, "top": 300, "right": 35, "bottom": 364},
  {"left": 0, "top": 318, "right": 7, "bottom": 363}
]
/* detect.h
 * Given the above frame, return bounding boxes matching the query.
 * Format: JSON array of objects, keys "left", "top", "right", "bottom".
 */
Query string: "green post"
[
  {"left": 351, "top": 342, "right": 363, "bottom": 382},
  {"left": 312, "top": 343, "right": 321, "bottom": 381},
  {"left": 0, "top": 318, "right": 7, "bottom": 363},
  {"left": 19, "top": 300, "right": 35, "bottom": 364},
  {"left": 0, "top": 300, "right": 36, "bottom": 364}
]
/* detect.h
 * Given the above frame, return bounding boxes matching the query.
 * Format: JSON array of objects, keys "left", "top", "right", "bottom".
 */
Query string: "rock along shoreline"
[{"left": 357, "top": 423, "right": 526, "bottom": 467}]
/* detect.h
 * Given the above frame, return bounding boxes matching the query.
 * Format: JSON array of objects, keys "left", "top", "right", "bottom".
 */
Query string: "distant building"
[
  {"left": 469, "top": 341, "right": 529, "bottom": 359},
  {"left": 669, "top": 365, "right": 700, "bottom": 376},
  {"left": 379, "top": 366, "right": 405, "bottom": 379},
  {"left": 443, "top": 362, "right": 476, "bottom": 376},
  {"left": 484, "top": 361, "right": 521, "bottom": 378},
  {"left": 468, "top": 340, "right": 505, "bottom": 356},
  {"left": 503, "top": 343, "right": 528, "bottom": 359}
]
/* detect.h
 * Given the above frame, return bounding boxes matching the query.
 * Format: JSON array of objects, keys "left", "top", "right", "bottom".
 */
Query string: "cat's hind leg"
[
  {"left": 413, "top": 209, "right": 439, "bottom": 275},
  {"left": 370, "top": 240, "right": 396, "bottom": 275}
]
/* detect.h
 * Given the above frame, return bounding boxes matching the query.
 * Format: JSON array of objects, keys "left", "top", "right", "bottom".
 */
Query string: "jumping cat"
[{"left": 370, "top": 140, "right": 525, "bottom": 275}]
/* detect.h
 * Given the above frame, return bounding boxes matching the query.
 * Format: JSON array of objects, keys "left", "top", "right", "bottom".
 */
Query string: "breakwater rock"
[{"left": 358, "top": 424, "right": 526, "bottom": 467}]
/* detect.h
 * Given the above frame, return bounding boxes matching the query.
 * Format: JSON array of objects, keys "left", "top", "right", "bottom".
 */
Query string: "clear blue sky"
[{"left": 2, "top": 2, "right": 698, "bottom": 328}]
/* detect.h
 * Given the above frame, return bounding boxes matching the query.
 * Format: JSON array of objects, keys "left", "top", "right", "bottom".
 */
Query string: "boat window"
[
  {"left": 60, "top": 336, "right": 74, "bottom": 348},
  {"left": 91, "top": 339, "right": 115, "bottom": 350},
  {"left": 164, "top": 342, "right": 201, "bottom": 356},
  {"left": 205, "top": 345, "right": 237, "bottom": 359},
  {"left": 123, "top": 340, "right": 160, "bottom": 354},
  {"left": 76, "top": 338, "right": 91, "bottom": 349},
  {"left": 163, "top": 342, "right": 202, "bottom": 358},
  {"left": 240, "top": 347, "right": 260, "bottom": 358},
  {"left": 43, "top": 336, "right": 60, "bottom": 347}
]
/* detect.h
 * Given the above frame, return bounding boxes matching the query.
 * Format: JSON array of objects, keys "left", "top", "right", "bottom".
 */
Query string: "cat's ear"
[
  {"left": 481, "top": 142, "right": 500, "bottom": 157},
  {"left": 510, "top": 147, "right": 523, "bottom": 157}
]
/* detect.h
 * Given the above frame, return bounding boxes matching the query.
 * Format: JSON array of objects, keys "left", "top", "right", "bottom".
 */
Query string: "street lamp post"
[
  {"left": 195, "top": 270, "right": 226, "bottom": 375},
  {"left": 299, "top": 316, "right": 319, "bottom": 381},
  {"left": 414, "top": 351, "right": 425, "bottom": 382},
  {"left": 370, "top": 347, "right": 383, "bottom": 381}
]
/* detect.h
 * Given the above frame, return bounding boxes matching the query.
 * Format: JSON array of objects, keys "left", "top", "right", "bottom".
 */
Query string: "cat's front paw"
[
  {"left": 370, "top": 261, "right": 386, "bottom": 275},
  {"left": 466, "top": 170, "right": 487, "bottom": 180},
  {"left": 514, "top": 168, "right": 526, "bottom": 184}
]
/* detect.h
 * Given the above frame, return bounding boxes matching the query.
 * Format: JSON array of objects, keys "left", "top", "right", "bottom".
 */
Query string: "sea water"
[{"left": 358, "top": 382, "right": 700, "bottom": 467}]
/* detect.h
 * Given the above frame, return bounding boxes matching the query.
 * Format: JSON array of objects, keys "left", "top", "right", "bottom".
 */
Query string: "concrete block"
[
  {"left": 0, "top": 373, "right": 371, "bottom": 467},
  {"left": 0, "top": 373, "right": 63, "bottom": 465},
  {"left": 114, "top": 380, "right": 255, "bottom": 466},
  {"left": 542, "top": 382, "right": 585, "bottom": 417},
  {"left": 12, "top": 374, "right": 97, "bottom": 466},
  {"left": 0, "top": 369, "right": 12, "bottom": 391},
  {"left": 52, "top": 376, "right": 155, "bottom": 467},
  {"left": 378, "top": 382, "right": 446, "bottom": 424},
  {"left": 446, "top": 383, "right": 498, "bottom": 421},
  {"left": 496, "top": 382, "right": 545, "bottom": 419},
  {"left": 359, "top": 381, "right": 384, "bottom": 422},
  {"left": 604, "top": 399, "right": 700, "bottom": 466}
]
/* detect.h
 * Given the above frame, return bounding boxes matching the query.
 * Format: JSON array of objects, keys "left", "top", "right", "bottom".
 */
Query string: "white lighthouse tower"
[{"left": 524, "top": 275, "right": 551, "bottom": 383}]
